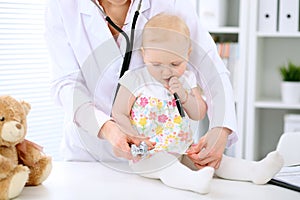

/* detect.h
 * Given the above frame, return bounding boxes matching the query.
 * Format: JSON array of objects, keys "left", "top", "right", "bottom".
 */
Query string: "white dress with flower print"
[{"left": 119, "top": 67, "right": 198, "bottom": 156}]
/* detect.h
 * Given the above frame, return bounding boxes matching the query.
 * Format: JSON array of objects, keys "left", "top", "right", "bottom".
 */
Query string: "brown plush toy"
[{"left": 0, "top": 95, "right": 52, "bottom": 200}]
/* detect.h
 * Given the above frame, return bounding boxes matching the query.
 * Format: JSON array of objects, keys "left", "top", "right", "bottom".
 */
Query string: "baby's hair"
[{"left": 142, "top": 13, "right": 191, "bottom": 49}]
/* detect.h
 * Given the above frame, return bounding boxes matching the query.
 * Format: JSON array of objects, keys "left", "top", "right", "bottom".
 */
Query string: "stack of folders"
[
  {"left": 269, "top": 165, "right": 300, "bottom": 192},
  {"left": 216, "top": 42, "right": 239, "bottom": 101},
  {"left": 258, "top": 0, "right": 299, "bottom": 33}
]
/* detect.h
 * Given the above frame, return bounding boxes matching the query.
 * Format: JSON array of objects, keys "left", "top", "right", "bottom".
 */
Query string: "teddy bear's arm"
[
  {"left": 16, "top": 139, "right": 44, "bottom": 166},
  {"left": 16, "top": 139, "right": 52, "bottom": 186}
]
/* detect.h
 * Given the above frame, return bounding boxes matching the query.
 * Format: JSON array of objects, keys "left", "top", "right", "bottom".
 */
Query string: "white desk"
[{"left": 18, "top": 162, "right": 300, "bottom": 200}]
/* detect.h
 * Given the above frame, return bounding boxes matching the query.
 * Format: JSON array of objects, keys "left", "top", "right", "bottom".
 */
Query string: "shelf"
[
  {"left": 208, "top": 26, "right": 240, "bottom": 34},
  {"left": 257, "top": 32, "right": 300, "bottom": 38},
  {"left": 255, "top": 99, "right": 300, "bottom": 109},
  {"left": 245, "top": 0, "right": 300, "bottom": 161}
]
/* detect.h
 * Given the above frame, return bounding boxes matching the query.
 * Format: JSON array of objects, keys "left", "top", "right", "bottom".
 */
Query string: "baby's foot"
[
  {"left": 252, "top": 151, "right": 284, "bottom": 184},
  {"left": 193, "top": 166, "right": 214, "bottom": 194},
  {"left": 160, "top": 165, "right": 214, "bottom": 194}
]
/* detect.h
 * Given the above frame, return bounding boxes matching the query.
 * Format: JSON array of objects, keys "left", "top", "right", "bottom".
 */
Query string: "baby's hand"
[{"left": 168, "top": 77, "right": 186, "bottom": 100}]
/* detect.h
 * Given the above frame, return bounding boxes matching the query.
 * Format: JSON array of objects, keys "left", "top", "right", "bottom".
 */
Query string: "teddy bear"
[{"left": 0, "top": 95, "right": 52, "bottom": 200}]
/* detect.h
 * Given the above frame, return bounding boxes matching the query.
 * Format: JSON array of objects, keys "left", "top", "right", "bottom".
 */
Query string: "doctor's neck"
[
  {"left": 99, "top": 0, "right": 131, "bottom": 8},
  {"left": 98, "top": 0, "right": 131, "bottom": 27}
]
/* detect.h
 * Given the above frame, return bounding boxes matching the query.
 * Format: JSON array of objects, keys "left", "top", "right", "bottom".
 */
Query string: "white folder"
[
  {"left": 279, "top": 0, "right": 299, "bottom": 33},
  {"left": 199, "top": 0, "right": 227, "bottom": 29},
  {"left": 258, "top": 0, "right": 278, "bottom": 32}
]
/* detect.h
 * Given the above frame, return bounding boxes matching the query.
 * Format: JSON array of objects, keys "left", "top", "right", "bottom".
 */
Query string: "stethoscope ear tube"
[
  {"left": 91, "top": 0, "right": 138, "bottom": 78},
  {"left": 119, "top": 10, "right": 140, "bottom": 78},
  {"left": 104, "top": 16, "right": 131, "bottom": 79},
  {"left": 97, "top": 2, "right": 141, "bottom": 104}
]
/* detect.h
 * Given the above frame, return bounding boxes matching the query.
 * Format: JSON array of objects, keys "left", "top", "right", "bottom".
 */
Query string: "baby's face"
[{"left": 143, "top": 48, "right": 188, "bottom": 86}]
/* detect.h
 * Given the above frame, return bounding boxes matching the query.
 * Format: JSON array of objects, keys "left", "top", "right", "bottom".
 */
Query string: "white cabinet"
[
  {"left": 246, "top": 0, "right": 300, "bottom": 160},
  {"left": 198, "top": 0, "right": 249, "bottom": 158}
]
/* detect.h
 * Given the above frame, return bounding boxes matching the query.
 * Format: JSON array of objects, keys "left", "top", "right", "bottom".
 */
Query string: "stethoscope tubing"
[
  {"left": 119, "top": 10, "right": 139, "bottom": 78},
  {"left": 91, "top": 0, "right": 140, "bottom": 78}
]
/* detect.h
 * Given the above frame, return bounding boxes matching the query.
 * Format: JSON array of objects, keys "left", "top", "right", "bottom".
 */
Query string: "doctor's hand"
[
  {"left": 99, "top": 120, "right": 155, "bottom": 160},
  {"left": 186, "top": 127, "right": 231, "bottom": 169}
]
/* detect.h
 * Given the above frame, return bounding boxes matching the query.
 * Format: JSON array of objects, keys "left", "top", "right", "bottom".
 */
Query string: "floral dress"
[
  {"left": 130, "top": 94, "right": 193, "bottom": 156},
  {"left": 119, "top": 67, "right": 197, "bottom": 157}
]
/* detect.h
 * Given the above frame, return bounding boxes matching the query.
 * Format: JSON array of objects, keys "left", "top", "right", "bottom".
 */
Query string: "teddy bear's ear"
[{"left": 21, "top": 101, "right": 31, "bottom": 115}]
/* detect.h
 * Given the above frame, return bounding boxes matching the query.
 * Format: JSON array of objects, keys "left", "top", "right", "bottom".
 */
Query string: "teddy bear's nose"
[{"left": 16, "top": 123, "right": 22, "bottom": 129}]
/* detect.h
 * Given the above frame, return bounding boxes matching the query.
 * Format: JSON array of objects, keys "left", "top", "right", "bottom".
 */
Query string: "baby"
[{"left": 112, "top": 13, "right": 284, "bottom": 194}]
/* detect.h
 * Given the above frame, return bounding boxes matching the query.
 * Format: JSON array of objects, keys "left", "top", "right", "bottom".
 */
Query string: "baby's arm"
[
  {"left": 168, "top": 76, "right": 207, "bottom": 120},
  {"left": 111, "top": 85, "right": 139, "bottom": 136},
  {"left": 182, "top": 86, "right": 207, "bottom": 120}
]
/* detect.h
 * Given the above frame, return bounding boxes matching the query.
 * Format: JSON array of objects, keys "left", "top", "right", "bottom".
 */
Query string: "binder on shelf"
[
  {"left": 258, "top": 0, "right": 278, "bottom": 32},
  {"left": 198, "top": 0, "right": 227, "bottom": 29},
  {"left": 278, "top": 0, "right": 299, "bottom": 33}
]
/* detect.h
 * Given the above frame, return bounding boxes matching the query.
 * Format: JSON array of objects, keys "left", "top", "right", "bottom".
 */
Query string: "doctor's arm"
[
  {"left": 186, "top": 50, "right": 237, "bottom": 169},
  {"left": 175, "top": 1, "right": 238, "bottom": 169},
  {"left": 186, "top": 50, "right": 237, "bottom": 170},
  {"left": 44, "top": 0, "right": 149, "bottom": 160},
  {"left": 45, "top": 0, "right": 108, "bottom": 138},
  {"left": 186, "top": 70, "right": 236, "bottom": 169}
]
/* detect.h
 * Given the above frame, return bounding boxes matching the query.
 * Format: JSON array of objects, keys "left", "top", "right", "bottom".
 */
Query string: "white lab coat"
[{"left": 45, "top": 0, "right": 237, "bottom": 161}]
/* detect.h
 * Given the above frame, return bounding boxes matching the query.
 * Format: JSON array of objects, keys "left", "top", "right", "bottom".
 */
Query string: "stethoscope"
[
  {"left": 91, "top": 0, "right": 185, "bottom": 117},
  {"left": 91, "top": 0, "right": 142, "bottom": 78}
]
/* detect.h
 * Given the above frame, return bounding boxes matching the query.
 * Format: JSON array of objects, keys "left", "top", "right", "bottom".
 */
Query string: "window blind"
[{"left": 0, "top": 0, "right": 64, "bottom": 160}]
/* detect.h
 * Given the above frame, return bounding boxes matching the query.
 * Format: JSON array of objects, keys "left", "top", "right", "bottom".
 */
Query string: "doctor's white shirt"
[{"left": 45, "top": 0, "right": 237, "bottom": 161}]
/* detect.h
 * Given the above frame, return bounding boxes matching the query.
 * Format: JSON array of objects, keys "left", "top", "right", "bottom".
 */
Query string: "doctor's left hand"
[
  {"left": 186, "top": 127, "right": 231, "bottom": 169},
  {"left": 99, "top": 120, "right": 155, "bottom": 160}
]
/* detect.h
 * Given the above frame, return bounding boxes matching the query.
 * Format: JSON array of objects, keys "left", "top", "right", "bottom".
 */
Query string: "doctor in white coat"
[{"left": 45, "top": 0, "right": 237, "bottom": 169}]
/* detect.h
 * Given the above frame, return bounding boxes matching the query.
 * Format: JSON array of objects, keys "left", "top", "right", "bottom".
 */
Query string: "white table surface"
[{"left": 18, "top": 161, "right": 300, "bottom": 200}]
